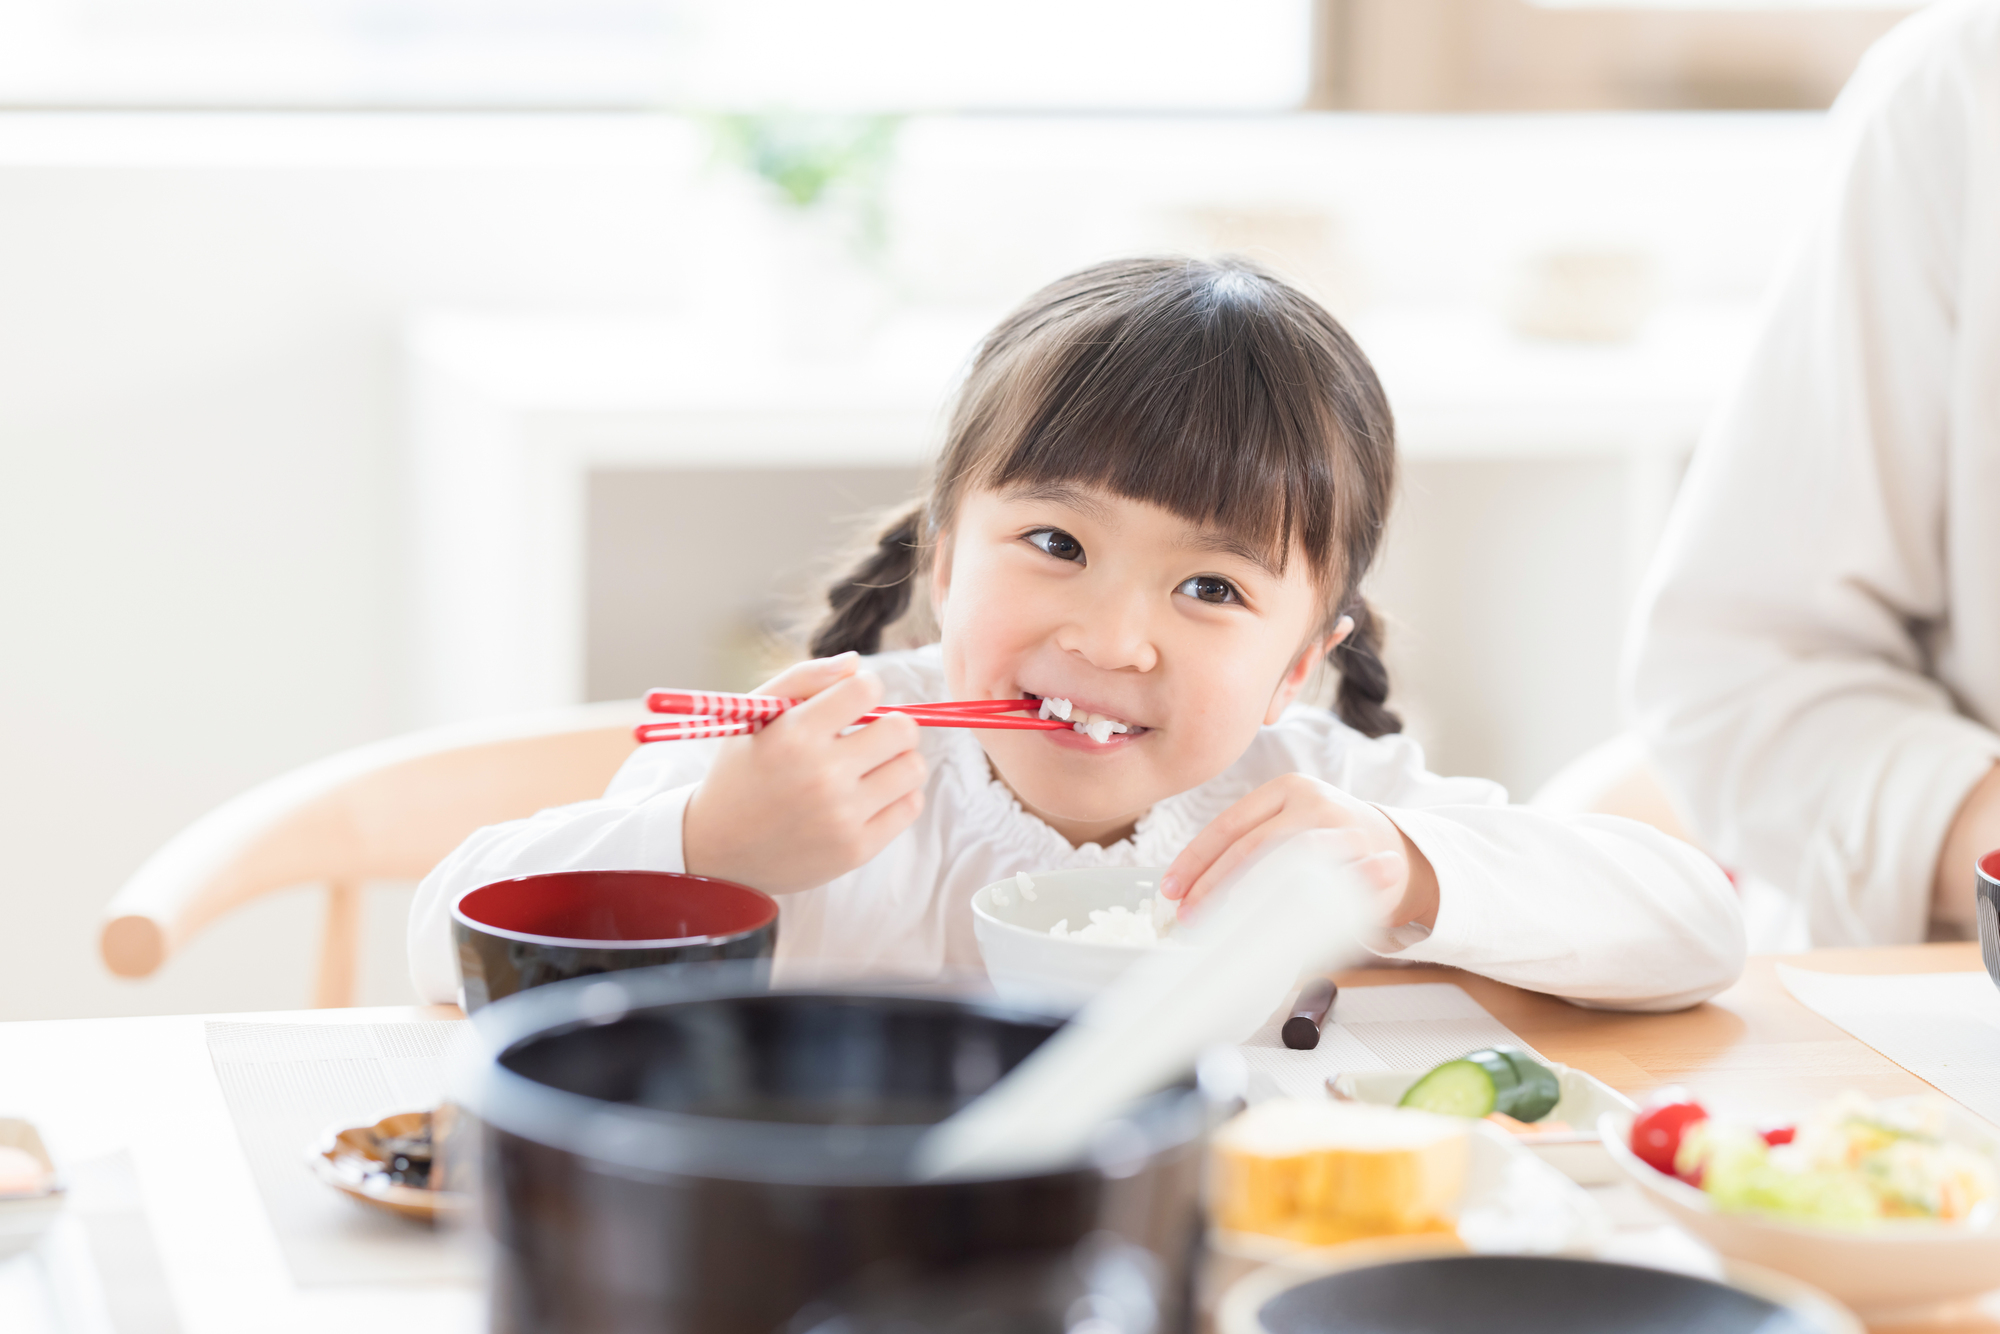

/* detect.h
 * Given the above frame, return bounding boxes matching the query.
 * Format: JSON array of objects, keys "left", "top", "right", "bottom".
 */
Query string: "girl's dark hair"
[{"left": 808, "top": 256, "right": 1401, "bottom": 737}]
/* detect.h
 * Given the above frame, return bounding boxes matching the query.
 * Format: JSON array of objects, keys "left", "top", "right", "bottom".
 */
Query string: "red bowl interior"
[
  {"left": 455, "top": 870, "right": 777, "bottom": 946},
  {"left": 1981, "top": 849, "right": 2000, "bottom": 887}
]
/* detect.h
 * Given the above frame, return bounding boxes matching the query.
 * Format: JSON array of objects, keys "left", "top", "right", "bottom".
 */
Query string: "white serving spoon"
[{"left": 916, "top": 830, "right": 1372, "bottom": 1180}]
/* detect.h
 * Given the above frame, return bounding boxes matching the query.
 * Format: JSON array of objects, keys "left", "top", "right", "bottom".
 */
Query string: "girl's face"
[{"left": 932, "top": 483, "right": 1344, "bottom": 846}]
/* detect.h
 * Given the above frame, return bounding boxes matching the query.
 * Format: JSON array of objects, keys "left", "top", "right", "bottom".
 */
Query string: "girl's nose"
[{"left": 1054, "top": 591, "right": 1159, "bottom": 673}]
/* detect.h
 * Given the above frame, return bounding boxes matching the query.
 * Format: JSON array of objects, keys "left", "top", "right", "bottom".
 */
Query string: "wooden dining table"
[
  {"left": 1338, "top": 941, "right": 2000, "bottom": 1334},
  {"left": 0, "top": 943, "right": 1990, "bottom": 1334}
]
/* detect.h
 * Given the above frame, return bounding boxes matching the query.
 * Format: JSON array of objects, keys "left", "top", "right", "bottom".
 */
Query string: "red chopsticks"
[{"left": 635, "top": 688, "right": 1074, "bottom": 743}]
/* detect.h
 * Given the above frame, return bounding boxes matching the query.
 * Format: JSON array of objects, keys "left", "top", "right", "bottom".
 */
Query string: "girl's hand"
[
  {"left": 1158, "top": 774, "right": 1440, "bottom": 929},
  {"left": 681, "top": 653, "right": 927, "bottom": 893}
]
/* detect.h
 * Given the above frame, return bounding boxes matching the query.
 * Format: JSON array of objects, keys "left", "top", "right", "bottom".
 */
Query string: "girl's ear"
[{"left": 1264, "top": 616, "right": 1354, "bottom": 725}]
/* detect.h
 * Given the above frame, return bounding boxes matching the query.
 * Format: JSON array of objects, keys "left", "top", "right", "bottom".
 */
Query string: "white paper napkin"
[{"left": 1776, "top": 966, "right": 2000, "bottom": 1129}]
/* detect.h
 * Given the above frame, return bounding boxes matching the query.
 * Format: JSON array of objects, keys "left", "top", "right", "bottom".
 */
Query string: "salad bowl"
[{"left": 1600, "top": 1104, "right": 2000, "bottom": 1315}]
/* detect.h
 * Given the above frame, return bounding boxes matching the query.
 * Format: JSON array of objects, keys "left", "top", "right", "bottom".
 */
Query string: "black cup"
[
  {"left": 1977, "top": 850, "right": 2000, "bottom": 993},
  {"left": 458, "top": 965, "right": 1212, "bottom": 1334},
  {"left": 450, "top": 869, "right": 778, "bottom": 1013}
]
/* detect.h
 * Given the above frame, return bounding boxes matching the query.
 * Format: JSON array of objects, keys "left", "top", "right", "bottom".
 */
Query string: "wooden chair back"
[{"left": 100, "top": 701, "right": 645, "bottom": 1007}]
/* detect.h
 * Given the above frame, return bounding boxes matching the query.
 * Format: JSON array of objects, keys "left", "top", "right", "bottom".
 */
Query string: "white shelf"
[{"left": 406, "top": 302, "right": 1757, "bottom": 724}]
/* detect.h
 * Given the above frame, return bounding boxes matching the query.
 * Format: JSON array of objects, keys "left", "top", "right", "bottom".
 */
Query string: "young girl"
[{"left": 408, "top": 257, "right": 1744, "bottom": 1011}]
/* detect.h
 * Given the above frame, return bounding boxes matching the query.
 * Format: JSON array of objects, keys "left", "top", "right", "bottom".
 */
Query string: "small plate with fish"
[{"left": 310, "top": 1106, "right": 469, "bottom": 1223}]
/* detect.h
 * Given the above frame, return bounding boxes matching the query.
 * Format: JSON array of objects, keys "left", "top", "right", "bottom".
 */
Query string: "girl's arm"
[
  {"left": 1364, "top": 803, "right": 1744, "bottom": 1012},
  {"left": 405, "top": 654, "right": 927, "bottom": 1004},
  {"left": 1164, "top": 724, "right": 1744, "bottom": 1012}
]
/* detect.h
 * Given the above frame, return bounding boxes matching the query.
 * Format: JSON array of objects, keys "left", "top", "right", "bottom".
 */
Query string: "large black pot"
[{"left": 459, "top": 965, "right": 1212, "bottom": 1334}]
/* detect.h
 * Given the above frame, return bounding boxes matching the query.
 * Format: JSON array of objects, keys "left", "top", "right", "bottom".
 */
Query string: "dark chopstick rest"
[{"left": 1281, "top": 977, "right": 1338, "bottom": 1050}]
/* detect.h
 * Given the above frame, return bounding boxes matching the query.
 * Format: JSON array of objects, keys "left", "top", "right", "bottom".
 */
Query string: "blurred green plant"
[{"left": 706, "top": 113, "right": 902, "bottom": 254}]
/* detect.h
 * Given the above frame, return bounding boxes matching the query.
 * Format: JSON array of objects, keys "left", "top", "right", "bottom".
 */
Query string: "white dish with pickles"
[{"left": 1329, "top": 1046, "right": 1637, "bottom": 1185}]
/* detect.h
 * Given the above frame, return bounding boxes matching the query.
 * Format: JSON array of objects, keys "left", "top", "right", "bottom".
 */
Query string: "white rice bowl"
[{"left": 972, "top": 865, "right": 1184, "bottom": 1009}]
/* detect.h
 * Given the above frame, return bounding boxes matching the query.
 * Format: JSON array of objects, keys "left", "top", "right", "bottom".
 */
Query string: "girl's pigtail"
[
  {"left": 1331, "top": 599, "right": 1402, "bottom": 738},
  {"left": 808, "top": 505, "right": 926, "bottom": 658}
]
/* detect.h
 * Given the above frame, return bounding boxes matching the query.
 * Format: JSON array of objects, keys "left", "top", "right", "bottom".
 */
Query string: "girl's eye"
[
  {"left": 1177, "top": 575, "right": 1240, "bottom": 606},
  {"left": 1026, "top": 528, "right": 1085, "bottom": 563}
]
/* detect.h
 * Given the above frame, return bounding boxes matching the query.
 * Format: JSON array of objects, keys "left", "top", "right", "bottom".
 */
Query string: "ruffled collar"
[{"left": 932, "top": 725, "right": 1256, "bottom": 868}]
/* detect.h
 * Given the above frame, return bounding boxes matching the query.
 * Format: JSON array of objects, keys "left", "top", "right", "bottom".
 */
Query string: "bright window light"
[{"left": 0, "top": 0, "right": 1312, "bottom": 111}]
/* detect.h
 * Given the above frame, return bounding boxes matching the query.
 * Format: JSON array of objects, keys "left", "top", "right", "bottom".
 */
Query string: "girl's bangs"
[{"left": 979, "top": 293, "right": 1342, "bottom": 583}]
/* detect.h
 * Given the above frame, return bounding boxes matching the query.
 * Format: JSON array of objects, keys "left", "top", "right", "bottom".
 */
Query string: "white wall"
[
  {"left": 0, "top": 117, "right": 717, "bottom": 1019},
  {"left": 0, "top": 112, "right": 1826, "bottom": 1020}
]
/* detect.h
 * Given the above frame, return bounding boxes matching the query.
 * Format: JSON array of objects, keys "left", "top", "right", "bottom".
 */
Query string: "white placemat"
[
  {"left": 1237, "top": 982, "right": 1540, "bottom": 1101},
  {"left": 1776, "top": 966, "right": 2000, "bottom": 1129},
  {"left": 204, "top": 1021, "right": 480, "bottom": 1288}
]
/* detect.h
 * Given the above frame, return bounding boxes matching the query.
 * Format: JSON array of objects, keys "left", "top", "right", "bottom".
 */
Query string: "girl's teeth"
[
  {"left": 1069, "top": 710, "right": 1130, "bottom": 744},
  {"left": 1033, "top": 696, "right": 1130, "bottom": 742}
]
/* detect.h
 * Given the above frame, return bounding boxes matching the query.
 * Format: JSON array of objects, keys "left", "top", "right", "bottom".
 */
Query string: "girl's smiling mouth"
[{"left": 1023, "top": 692, "right": 1148, "bottom": 746}]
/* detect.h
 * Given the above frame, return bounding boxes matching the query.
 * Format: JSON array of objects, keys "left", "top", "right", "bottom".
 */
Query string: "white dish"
[
  {"left": 1600, "top": 1103, "right": 2000, "bottom": 1317},
  {"left": 970, "top": 866, "right": 1182, "bottom": 1008},
  {"left": 1329, "top": 1064, "right": 1637, "bottom": 1185},
  {"left": 1216, "top": 1251, "right": 1862, "bottom": 1334},
  {"left": 1212, "top": 1118, "right": 1610, "bottom": 1267},
  {"left": 0, "top": 1118, "right": 63, "bottom": 1261}
]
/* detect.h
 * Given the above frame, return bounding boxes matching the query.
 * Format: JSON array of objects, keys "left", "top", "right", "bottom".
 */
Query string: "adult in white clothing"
[{"left": 1630, "top": 0, "right": 2000, "bottom": 946}]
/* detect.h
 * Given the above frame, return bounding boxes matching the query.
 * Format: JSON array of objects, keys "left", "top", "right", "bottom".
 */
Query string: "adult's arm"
[{"left": 1628, "top": 2, "right": 2000, "bottom": 945}]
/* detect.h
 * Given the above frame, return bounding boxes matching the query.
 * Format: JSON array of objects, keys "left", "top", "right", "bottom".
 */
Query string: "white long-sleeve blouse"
[
  {"left": 410, "top": 646, "right": 1743, "bottom": 1011},
  {"left": 1629, "top": 0, "right": 2000, "bottom": 946}
]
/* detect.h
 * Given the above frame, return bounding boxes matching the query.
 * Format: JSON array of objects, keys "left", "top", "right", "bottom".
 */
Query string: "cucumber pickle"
[{"left": 1397, "top": 1046, "right": 1560, "bottom": 1123}]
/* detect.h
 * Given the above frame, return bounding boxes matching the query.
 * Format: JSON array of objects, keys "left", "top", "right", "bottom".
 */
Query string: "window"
[{"left": 0, "top": 0, "right": 1313, "bottom": 110}]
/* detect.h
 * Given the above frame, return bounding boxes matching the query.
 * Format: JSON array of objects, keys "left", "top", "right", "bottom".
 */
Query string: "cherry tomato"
[
  {"left": 1760, "top": 1124, "right": 1796, "bottom": 1147},
  {"left": 1631, "top": 1094, "right": 1709, "bottom": 1177}
]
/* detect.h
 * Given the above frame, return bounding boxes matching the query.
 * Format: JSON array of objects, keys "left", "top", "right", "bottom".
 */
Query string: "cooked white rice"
[{"left": 1050, "top": 898, "right": 1173, "bottom": 947}]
